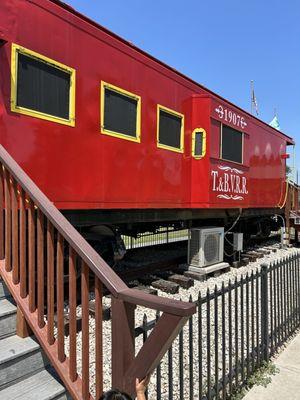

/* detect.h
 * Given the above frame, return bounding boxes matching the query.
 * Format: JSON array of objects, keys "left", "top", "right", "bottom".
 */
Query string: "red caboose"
[{"left": 0, "top": 0, "right": 294, "bottom": 259}]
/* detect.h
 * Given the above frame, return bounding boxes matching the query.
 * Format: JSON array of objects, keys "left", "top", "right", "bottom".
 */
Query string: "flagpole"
[
  {"left": 293, "top": 145, "right": 296, "bottom": 182},
  {"left": 250, "top": 80, "right": 254, "bottom": 115}
]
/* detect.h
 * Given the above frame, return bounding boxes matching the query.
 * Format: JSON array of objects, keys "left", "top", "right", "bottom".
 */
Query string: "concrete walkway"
[{"left": 244, "top": 333, "right": 300, "bottom": 400}]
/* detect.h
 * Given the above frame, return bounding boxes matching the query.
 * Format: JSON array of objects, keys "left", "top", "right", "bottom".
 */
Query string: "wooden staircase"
[
  {"left": 0, "top": 278, "right": 70, "bottom": 399},
  {"left": 0, "top": 145, "right": 196, "bottom": 399}
]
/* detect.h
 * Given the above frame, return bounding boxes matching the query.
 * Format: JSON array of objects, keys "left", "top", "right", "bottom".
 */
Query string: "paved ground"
[{"left": 244, "top": 333, "right": 300, "bottom": 400}]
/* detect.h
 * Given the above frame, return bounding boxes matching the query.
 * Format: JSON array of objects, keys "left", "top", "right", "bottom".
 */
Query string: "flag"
[
  {"left": 251, "top": 87, "right": 259, "bottom": 116},
  {"left": 270, "top": 115, "right": 281, "bottom": 130},
  {"left": 252, "top": 90, "right": 258, "bottom": 115}
]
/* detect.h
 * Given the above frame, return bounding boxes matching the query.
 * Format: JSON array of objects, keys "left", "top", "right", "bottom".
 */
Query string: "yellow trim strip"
[
  {"left": 100, "top": 81, "right": 141, "bottom": 143},
  {"left": 192, "top": 128, "right": 206, "bottom": 159},
  {"left": 157, "top": 104, "right": 184, "bottom": 153},
  {"left": 279, "top": 180, "right": 289, "bottom": 209},
  {"left": 11, "top": 43, "right": 76, "bottom": 127}
]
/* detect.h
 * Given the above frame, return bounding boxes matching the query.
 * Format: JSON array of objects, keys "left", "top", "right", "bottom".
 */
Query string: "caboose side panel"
[
  {"left": 0, "top": 0, "right": 197, "bottom": 209},
  {"left": 0, "top": 0, "right": 293, "bottom": 218}
]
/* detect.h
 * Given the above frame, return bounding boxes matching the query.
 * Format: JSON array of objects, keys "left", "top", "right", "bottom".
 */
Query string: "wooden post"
[
  {"left": 111, "top": 298, "right": 135, "bottom": 392},
  {"left": 123, "top": 313, "right": 189, "bottom": 396},
  {"left": 16, "top": 306, "right": 32, "bottom": 338}
]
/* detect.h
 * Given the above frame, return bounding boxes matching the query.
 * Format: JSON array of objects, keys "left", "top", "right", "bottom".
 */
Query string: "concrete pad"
[
  {"left": 188, "top": 262, "right": 229, "bottom": 275},
  {"left": 244, "top": 334, "right": 300, "bottom": 400}
]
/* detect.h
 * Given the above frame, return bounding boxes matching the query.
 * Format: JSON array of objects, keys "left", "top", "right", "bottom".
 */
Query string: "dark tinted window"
[
  {"left": 221, "top": 125, "right": 243, "bottom": 163},
  {"left": 194, "top": 131, "right": 203, "bottom": 157},
  {"left": 104, "top": 88, "right": 138, "bottom": 138},
  {"left": 17, "top": 53, "right": 71, "bottom": 120},
  {"left": 158, "top": 110, "right": 182, "bottom": 150}
]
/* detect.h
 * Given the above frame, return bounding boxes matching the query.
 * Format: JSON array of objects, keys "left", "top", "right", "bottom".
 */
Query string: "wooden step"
[
  {"left": 0, "top": 335, "right": 49, "bottom": 389},
  {"left": 0, "top": 298, "right": 17, "bottom": 339},
  {"left": 0, "top": 368, "right": 71, "bottom": 399},
  {"left": 0, "top": 279, "right": 10, "bottom": 300}
]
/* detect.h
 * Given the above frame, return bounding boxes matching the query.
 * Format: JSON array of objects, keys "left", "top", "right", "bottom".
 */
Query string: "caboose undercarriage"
[
  {"left": 63, "top": 207, "right": 282, "bottom": 227},
  {"left": 62, "top": 208, "right": 283, "bottom": 263}
]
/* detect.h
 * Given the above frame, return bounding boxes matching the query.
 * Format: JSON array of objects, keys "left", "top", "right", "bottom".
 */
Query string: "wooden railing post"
[
  {"left": 19, "top": 189, "right": 27, "bottom": 298},
  {"left": 111, "top": 298, "right": 136, "bottom": 393},
  {"left": 16, "top": 305, "right": 32, "bottom": 338},
  {"left": 4, "top": 169, "right": 11, "bottom": 271},
  {"left": 11, "top": 179, "right": 19, "bottom": 284},
  {"left": 123, "top": 313, "right": 189, "bottom": 397}
]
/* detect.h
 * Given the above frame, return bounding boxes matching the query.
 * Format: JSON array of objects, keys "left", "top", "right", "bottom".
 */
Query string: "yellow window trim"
[
  {"left": 100, "top": 81, "right": 141, "bottom": 143},
  {"left": 157, "top": 104, "right": 184, "bottom": 153},
  {"left": 192, "top": 128, "right": 207, "bottom": 159},
  {"left": 10, "top": 43, "right": 76, "bottom": 127}
]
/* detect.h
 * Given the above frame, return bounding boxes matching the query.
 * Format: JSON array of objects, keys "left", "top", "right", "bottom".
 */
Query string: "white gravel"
[{"left": 63, "top": 243, "right": 300, "bottom": 399}]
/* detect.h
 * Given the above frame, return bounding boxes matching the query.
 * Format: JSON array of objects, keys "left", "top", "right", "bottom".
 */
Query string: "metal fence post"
[{"left": 260, "top": 263, "right": 269, "bottom": 362}]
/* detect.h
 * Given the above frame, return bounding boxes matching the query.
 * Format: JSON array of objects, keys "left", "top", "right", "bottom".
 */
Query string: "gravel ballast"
[{"left": 63, "top": 243, "right": 300, "bottom": 399}]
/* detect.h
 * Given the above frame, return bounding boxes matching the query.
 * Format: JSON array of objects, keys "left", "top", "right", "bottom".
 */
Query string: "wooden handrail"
[
  {"left": 0, "top": 144, "right": 196, "bottom": 399},
  {"left": 119, "top": 288, "right": 195, "bottom": 316},
  {"left": 0, "top": 145, "right": 195, "bottom": 316}
]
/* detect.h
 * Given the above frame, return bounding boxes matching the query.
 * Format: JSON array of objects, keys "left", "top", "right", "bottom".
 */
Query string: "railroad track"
[
  {"left": 115, "top": 234, "right": 283, "bottom": 294},
  {"left": 60, "top": 234, "right": 285, "bottom": 335}
]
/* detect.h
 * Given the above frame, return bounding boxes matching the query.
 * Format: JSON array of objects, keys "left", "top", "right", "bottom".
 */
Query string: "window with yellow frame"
[
  {"left": 157, "top": 105, "right": 184, "bottom": 153},
  {"left": 192, "top": 128, "right": 207, "bottom": 159},
  {"left": 11, "top": 43, "right": 76, "bottom": 127},
  {"left": 101, "top": 81, "right": 141, "bottom": 143}
]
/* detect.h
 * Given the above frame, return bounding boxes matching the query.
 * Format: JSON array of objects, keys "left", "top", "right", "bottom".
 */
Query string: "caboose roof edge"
[{"left": 34, "top": 0, "right": 295, "bottom": 146}]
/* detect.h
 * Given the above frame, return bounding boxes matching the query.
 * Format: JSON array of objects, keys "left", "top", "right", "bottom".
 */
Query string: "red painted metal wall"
[{"left": 0, "top": 0, "right": 293, "bottom": 211}]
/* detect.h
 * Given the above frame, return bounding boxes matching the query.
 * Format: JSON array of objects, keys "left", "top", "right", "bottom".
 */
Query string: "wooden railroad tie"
[
  {"left": 133, "top": 286, "right": 158, "bottom": 296},
  {"left": 243, "top": 252, "right": 258, "bottom": 261},
  {"left": 255, "top": 249, "right": 271, "bottom": 256},
  {"left": 231, "top": 261, "right": 240, "bottom": 269},
  {"left": 155, "top": 271, "right": 194, "bottom": 289},
  {"left": 184, "top": 270, "right": 206, "bottom": 281},
  {"left": 168, "top": 274, "right": 194, "bottom": 289},
  {"left": 151, "top": 279, "right": 179, "bottom": 294},
  {"left": 263, "top": 246, "right": 277, "bottom": 253},
  {"left": 240, "top": 257, "right": 250, "bottom": 266}
]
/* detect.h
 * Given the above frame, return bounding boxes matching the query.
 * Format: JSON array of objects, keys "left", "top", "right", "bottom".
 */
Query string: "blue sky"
[{"left": 66, "top": 0, "right": 300, "bottom": 175}]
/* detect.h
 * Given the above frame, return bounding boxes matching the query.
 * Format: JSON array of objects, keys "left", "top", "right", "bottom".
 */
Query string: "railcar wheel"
[{"left": 83, "top": 225, "right": 126, "bottom": 266}]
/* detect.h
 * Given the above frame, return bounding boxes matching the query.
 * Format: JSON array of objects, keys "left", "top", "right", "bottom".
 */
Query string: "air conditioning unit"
[{"left": 188, "top": 227, "right": 224, "bottom": 269}]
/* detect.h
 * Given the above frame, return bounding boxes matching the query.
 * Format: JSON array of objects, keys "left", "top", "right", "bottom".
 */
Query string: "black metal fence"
[
  {"left": 137, "top": 252, "right": 300, "bottom": 400},
  {"left": 122, "top": 228, "right": 188, "bottom": 249}
]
